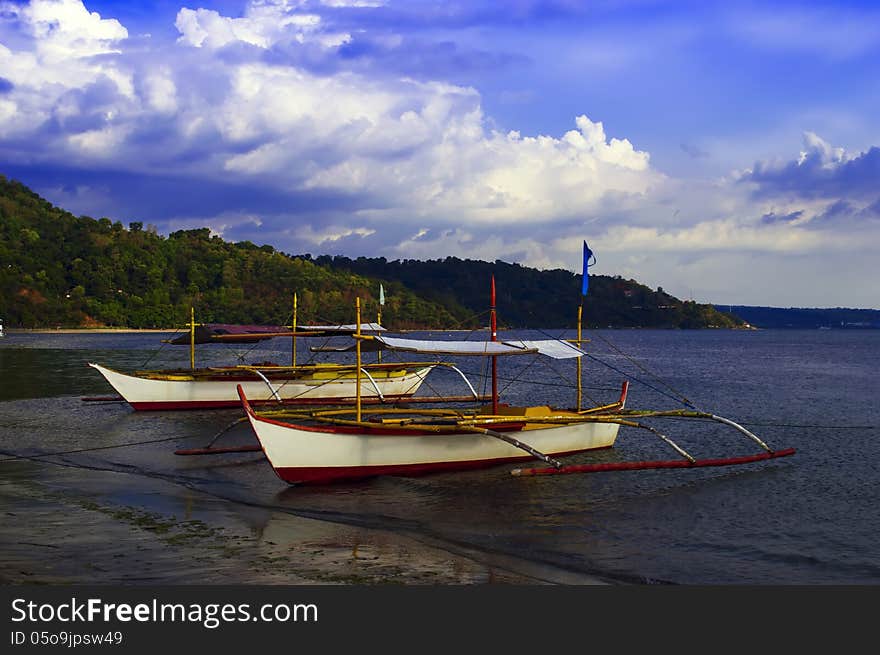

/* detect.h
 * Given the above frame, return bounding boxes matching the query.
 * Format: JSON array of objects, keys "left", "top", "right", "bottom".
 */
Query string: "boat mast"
[
  {"left": 356, "top": 296, "right": 362, "bottom": 422},
  {"left": 292, "top": 292, "right": 297, "bottom": 367},
  {"left": 576, "top": 302, "right": 583, "bottom": 411},
  {"left": 491, "top": 275, "right": 498, "bottom": 414},
  {"left": 576, "top": 240, "right": 593, "bottom": 411},
  {"left": 190, "top": 306, "right": 195, "bottom": 370},
  {"left": 377, "top": 284, "right": 383, "bottom": 364}
]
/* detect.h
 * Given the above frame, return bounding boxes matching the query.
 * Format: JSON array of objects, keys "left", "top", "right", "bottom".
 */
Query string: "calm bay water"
[{"left": 1, "top": 328, "right": 878, "bottom": 584}]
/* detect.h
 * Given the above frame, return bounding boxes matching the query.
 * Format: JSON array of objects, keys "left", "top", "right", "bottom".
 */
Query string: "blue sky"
[{"left": 1, "top": 0, "right": 878, "bottom": 308}]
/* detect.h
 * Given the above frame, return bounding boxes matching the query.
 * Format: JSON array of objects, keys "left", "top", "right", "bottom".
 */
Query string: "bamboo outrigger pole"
[{"left": 292, "top": 292, "right": 298, "bottom": 367}]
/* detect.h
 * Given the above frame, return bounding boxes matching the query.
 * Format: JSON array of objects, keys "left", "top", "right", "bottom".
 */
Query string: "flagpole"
[{"left": 577, "top": 240, "right": 593, "bottom": 411}]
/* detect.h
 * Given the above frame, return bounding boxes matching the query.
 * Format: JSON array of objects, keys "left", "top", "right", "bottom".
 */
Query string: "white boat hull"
[
  {"left": 89, "top": 363, "right": 433, "bottom": 410},
  {"left": 240, "top": 391, "right": 621, "bottom": 484}
]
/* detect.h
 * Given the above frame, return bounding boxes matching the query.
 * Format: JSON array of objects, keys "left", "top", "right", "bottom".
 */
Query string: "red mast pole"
[{"left": 490, "top": 275, "right": 498, "bottom": 414}]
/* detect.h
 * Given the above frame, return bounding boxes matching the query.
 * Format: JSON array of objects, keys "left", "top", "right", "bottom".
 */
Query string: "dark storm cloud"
[
  {"left": 760, "top": 209, "right": 803, "bottom": 224},
  {"left": 760, "top": 197, "right": 880, "bottom": 230},
  {"left": 2, "top": 164, "right": 367, "bottom": 223},
  {"left": 862, "top": 197, "right": 880, "bottom": 217},
  {"left": 256, "top": 27, "right": 528, "bottom": 81},
  {"left": 813, "top": 199, "right": 856, "bottom": 223},
  {"left": 744, "top": 143, "right": 880, "bottom": 200}
]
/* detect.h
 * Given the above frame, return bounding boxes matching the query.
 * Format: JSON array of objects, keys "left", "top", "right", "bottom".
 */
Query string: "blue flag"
[{"left": 581, "top": 240, "right": 595, "bottom": 296}]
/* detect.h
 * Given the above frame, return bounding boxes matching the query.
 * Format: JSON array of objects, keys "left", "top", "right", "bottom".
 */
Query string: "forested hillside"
[
  {"left": 312, "top": 256, "right": 744, "bottom": 329},
  {"left": 0, "top": 176, "right": 454, "bottom": 329},
  {"left": 0, "top": 174, "right": 743, "bottom": 330}
]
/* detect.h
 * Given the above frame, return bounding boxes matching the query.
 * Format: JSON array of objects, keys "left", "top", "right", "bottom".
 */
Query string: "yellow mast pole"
[
  {"left": 576, "top": 303, "right": 583, "bottom": 411},
  {"left": 292, "top": 292, "right": 298, "bottom": 367},
  {"left": 190, "top": 306, "right": 195, "bottom": 370},
  {"left": 356, "top": 297, "right": 362, "bottom": 423}
]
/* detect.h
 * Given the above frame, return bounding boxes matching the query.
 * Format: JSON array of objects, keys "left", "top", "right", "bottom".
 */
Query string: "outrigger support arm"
[
  {"left": 632, "top": 422, "right": 696, "bottom": 463},
  {"left": 708, "top": 414, "right": 773, "bottom": 453},
  {"left": 614, "top": 409, "right": 774, "bottom": 454},
  {"left": 358, "top": 367, "right": 385, "bottom": 402},
  {"left": 460, "top": 425, "right": 563, "bottom": 469},
  {"left": 433, "top": 363, "right": 480, "bottom": 400},
  {"left": 244, "top": 368, "right": 282, "bottom": 402}
]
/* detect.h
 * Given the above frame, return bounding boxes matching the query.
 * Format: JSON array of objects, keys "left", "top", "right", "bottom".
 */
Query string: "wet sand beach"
[{"left": 0, "top": 443, "right": 606, "bottom": 586}]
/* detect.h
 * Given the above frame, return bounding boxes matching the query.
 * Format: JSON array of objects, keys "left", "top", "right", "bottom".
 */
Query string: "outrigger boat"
[
  {"left": 88, "top": 299, "right": 439, "bottom": 411},
  {"left": 89, "top": 360, "right": 436, "bottom": 411},
  {"left": 237, "top": 270, "right": 796, "bottom": 486}
]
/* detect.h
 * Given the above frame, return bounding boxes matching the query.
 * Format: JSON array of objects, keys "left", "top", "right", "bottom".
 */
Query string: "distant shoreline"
[
  {"left": 7, "top": 328, "right": 176, "bottom": 334},
  {"left": 5, "top": 326, "right": 759, "bottom": 334}
]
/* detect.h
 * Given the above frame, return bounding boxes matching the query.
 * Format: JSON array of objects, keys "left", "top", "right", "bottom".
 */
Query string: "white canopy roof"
[{"left": 373, "top": 336, "right": 585, "bottom": 359}]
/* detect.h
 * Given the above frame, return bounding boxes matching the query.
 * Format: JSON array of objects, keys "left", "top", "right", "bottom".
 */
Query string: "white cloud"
[
  {"left": 297, "top": 224, "right": 376, "bottom": 245},
  {"left": 0, "top": 0, "right": 133, "bottom": 146},
  {"left": 797, "top": 132, "right": 847, "bottom": 167},
  {"left": 304, "top": 111, "right": 659, "bottom": 224},
  {"left": 13, "top": 0, "right": 128, "bottom": 60},
  {"left": 67, "top": 123, "right": 131, "bottom": 157},
  {"left": 142, "top": 68, "right": 178, "bottom": 114},
  {"left": 175, "top": 0, "right": 348, "bottom": 49}
]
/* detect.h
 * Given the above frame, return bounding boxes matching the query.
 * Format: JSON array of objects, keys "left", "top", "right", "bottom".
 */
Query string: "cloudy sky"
[{"left": 1, "top": 0, "right": 878, "bottom": 308}]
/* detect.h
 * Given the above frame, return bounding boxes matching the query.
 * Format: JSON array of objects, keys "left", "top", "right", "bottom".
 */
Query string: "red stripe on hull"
[{"left": 271, "top": 446, "right": 612, "bottom": 485}]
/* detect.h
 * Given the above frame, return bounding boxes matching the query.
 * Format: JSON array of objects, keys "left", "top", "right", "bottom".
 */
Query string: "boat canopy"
[
  {"left": 164, "top": 324, "right": 296, "bottom": 345},
  {"left": 376, "top": 336, "right": 585, "bottom": 359},
  {"left": 164, "top": 322, "right": 386, "bottom": 345},
  {"left": 313, "top": 335, "right": 585, "bottom": 359}
]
